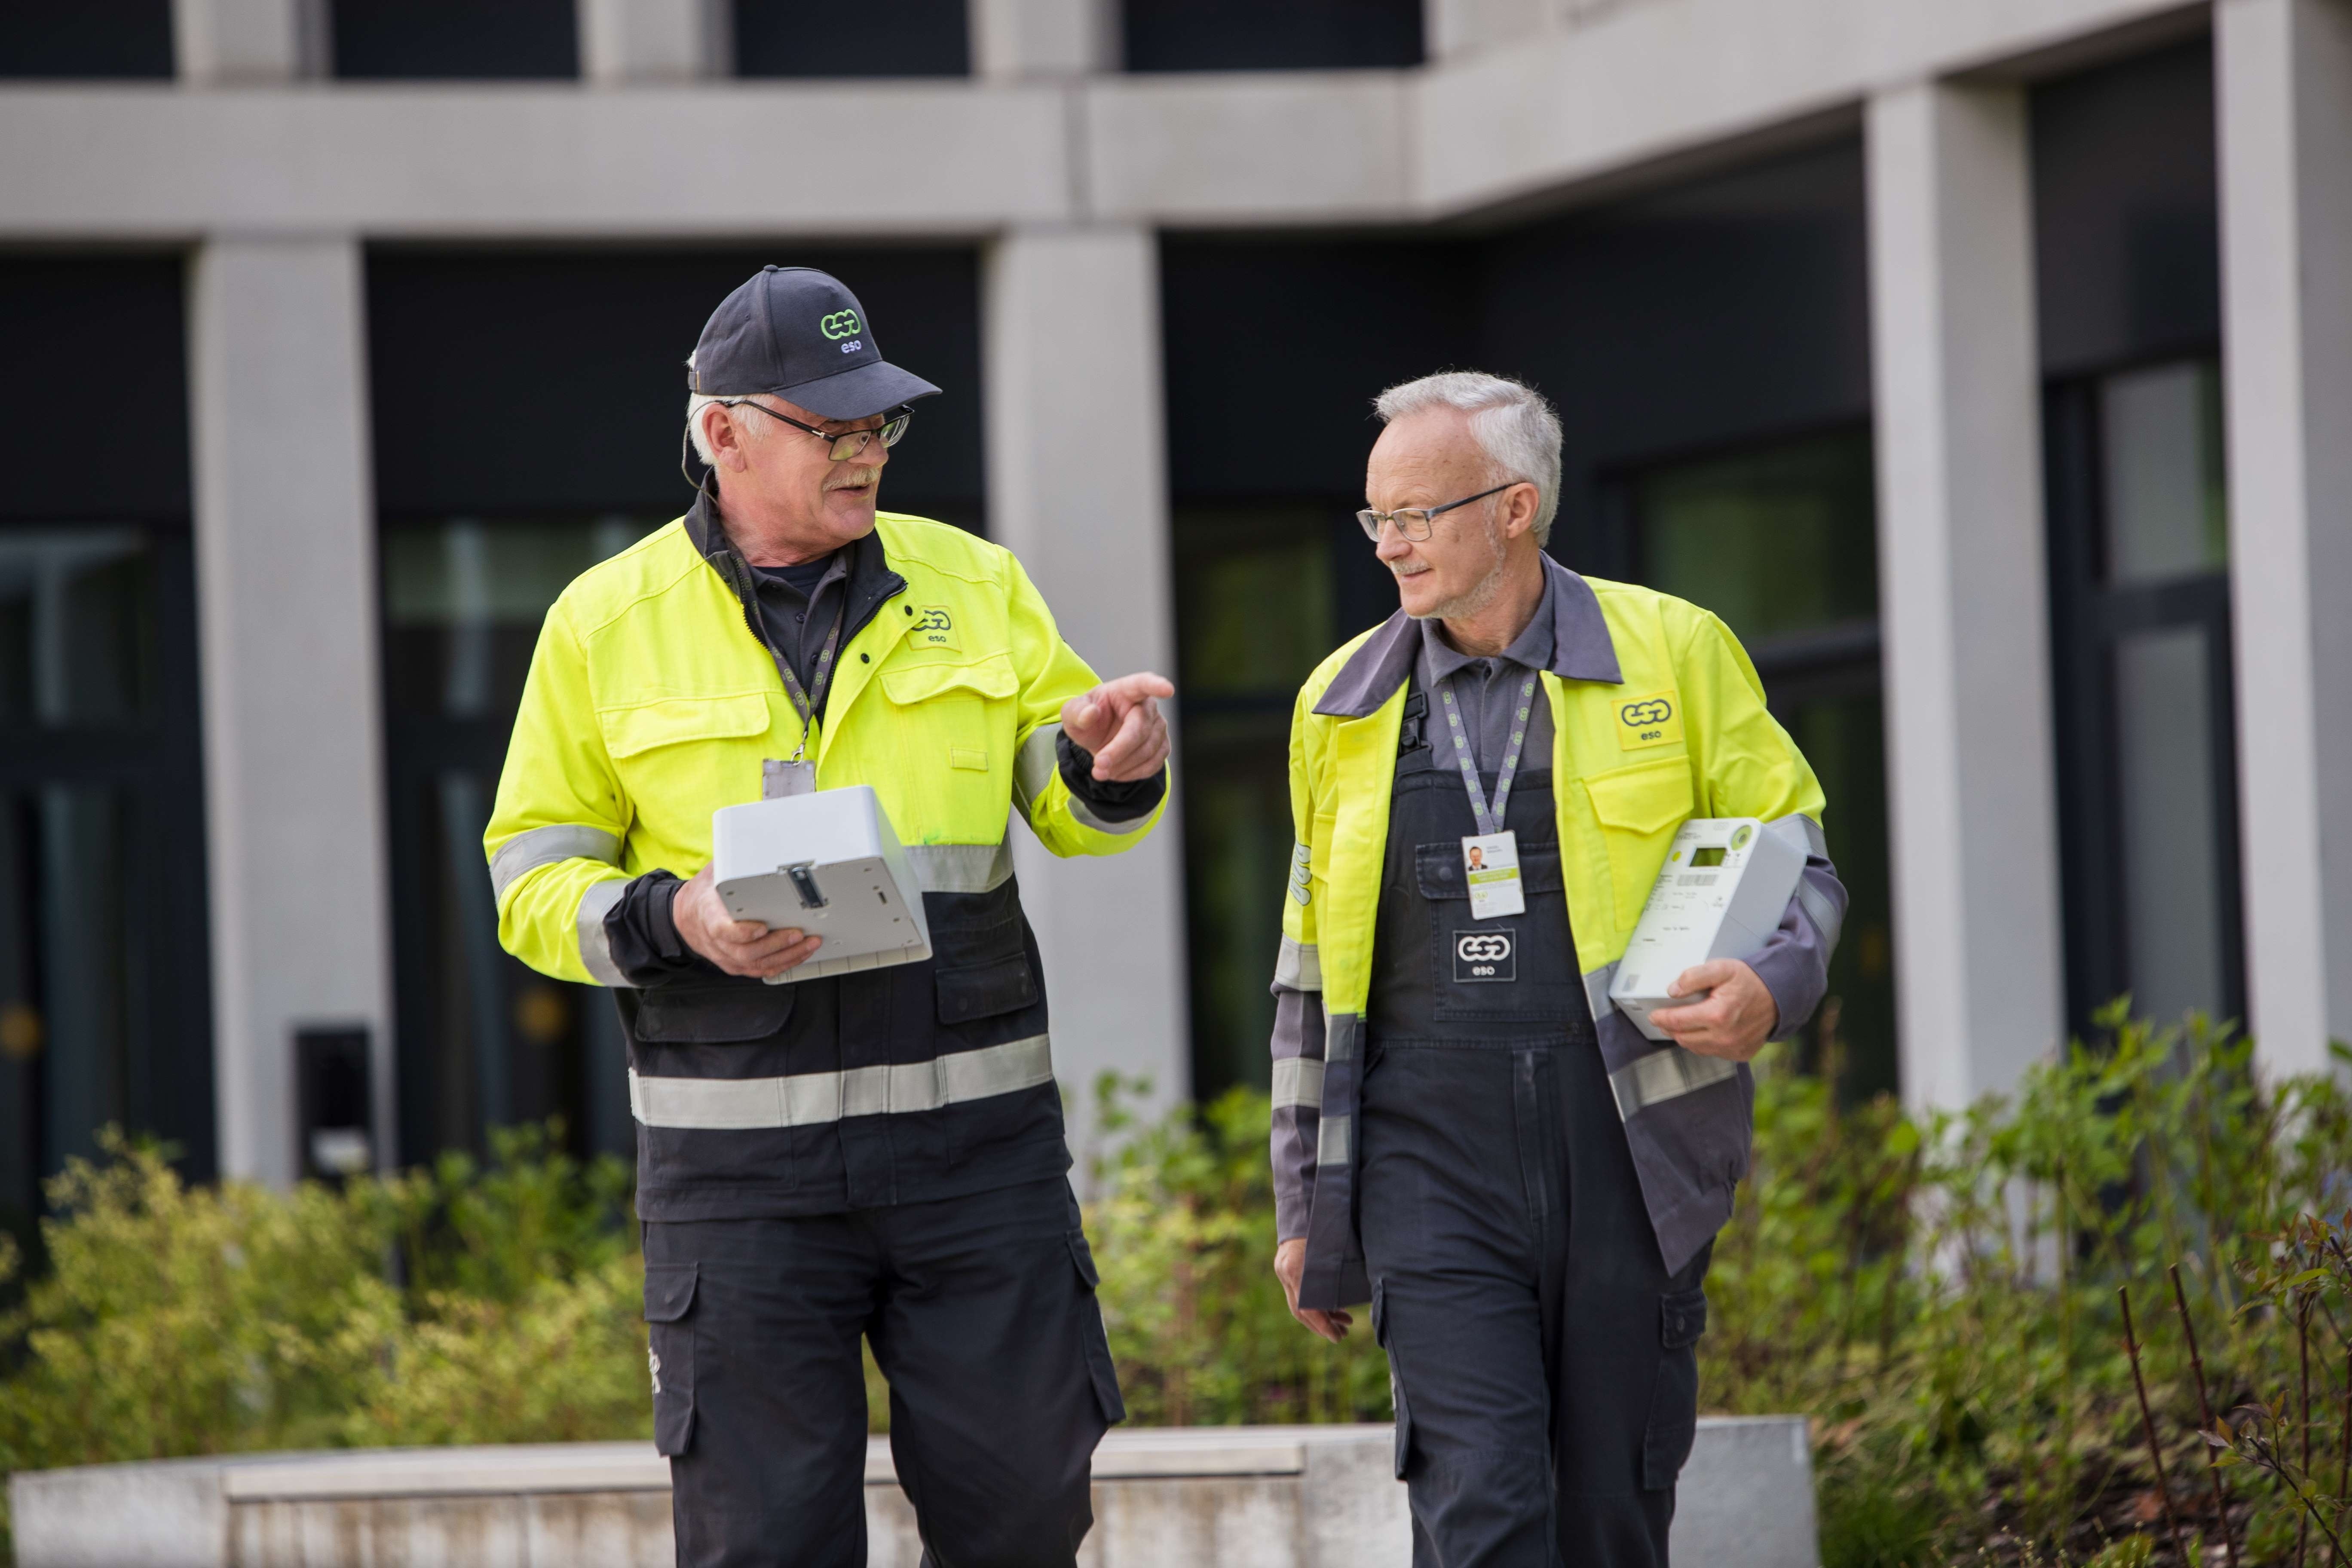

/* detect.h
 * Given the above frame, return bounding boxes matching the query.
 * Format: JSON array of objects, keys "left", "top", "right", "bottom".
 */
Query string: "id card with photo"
[{"left": 1463, "top": 831, "right": 1525, "bottom": 919}]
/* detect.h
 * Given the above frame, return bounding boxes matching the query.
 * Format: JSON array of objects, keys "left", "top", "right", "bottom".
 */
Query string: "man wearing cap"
[
  {"left": 487, "top": 266, "right": 1172, "bottom": 1567},
  {"left": 1268, "top": 371, "right": 1845, "bottom": 1565}
]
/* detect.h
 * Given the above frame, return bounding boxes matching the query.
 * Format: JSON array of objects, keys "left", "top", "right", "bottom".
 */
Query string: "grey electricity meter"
[
  {"left": 710, "top": 785, "right": 933, "bottom": 985},
  {"left": 1608, "top": 817, "right": 1806, "bottom": 1041}
]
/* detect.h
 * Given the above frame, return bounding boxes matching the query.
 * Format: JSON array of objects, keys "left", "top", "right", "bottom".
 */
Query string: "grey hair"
[
  {"left": 683, "top": 350, "right": 768, "bottom": 465},
  {"left": 1372, "top": 371, "right": 1562, "bottom": 546}
]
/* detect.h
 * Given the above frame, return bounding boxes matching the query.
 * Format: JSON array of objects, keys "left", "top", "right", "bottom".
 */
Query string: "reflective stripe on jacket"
[
  {"left": 1274, "top": 558, "right": 1842, "bottom": 1306},
  {"left": 486, "top": 506, "right": 1165, "bottom": 1217}
]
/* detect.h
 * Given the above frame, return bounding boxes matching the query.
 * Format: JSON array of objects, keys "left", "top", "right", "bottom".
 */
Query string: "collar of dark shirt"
[
  {"left": 750, "top": 550, "right": 847, "bottom": 601},
  {"left": 1417, "top": 572, "right": 1559, "bottom": 687}
]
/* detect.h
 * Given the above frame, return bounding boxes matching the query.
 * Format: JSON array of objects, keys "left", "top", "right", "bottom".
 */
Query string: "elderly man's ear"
[{"left": 1502, "top": 481, "right": 1543, "bottom": 540}]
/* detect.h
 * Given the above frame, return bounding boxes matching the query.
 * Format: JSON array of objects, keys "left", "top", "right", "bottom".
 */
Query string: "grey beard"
[{"left": 1402, "top": 517, "right": 1510, "bottom": 623}]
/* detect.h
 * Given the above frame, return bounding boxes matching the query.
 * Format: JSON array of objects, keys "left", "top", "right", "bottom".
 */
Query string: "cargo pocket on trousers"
[
  {"left": 1065, "top": 1231, "right": 1127, "bottom": 1424},
  {"left": 1372, "top": 1279, "right": 1410, "bottom": 1480},
  {"left": 643, "top": 1263, "right": 698, "bottom": 1457},
  {"left": 1642, "top": 1285, "right": 1708, "bottom": 1489}
]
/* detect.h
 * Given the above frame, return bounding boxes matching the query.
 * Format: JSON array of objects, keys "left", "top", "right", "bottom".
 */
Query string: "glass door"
[
  {"left": 1616, "top": 427, "right": 1896, "bottom": 1099},
  {"left": 0, "top": 524, "right": 212, "bottom": 1250},
  {"left": 2046, "top": 357, "right": 2241, "bottom": 1037},
  {"left": 382, "top": 514, "right": 658, "bottom": 1164}
]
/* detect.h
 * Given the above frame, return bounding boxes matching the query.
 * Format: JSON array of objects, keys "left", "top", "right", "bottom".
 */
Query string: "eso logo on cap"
[
  {"left": 819, "top": 309, "right": 864, "bottom": 341},
  {"left": 1453, "top": 929, "right": 1516, "bottom": 983}
]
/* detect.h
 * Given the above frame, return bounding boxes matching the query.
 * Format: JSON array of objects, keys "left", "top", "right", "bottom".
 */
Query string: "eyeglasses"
[
  {"left": 1356, "top": 481, "right": 1522, "bottom": 542},
  {"left": 722, "top": 400, "right": 912, "bottom": 462}
]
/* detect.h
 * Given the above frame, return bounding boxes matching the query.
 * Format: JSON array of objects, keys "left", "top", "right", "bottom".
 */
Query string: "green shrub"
[{"left": 4, "top": 1015, "right": 2348, "bottom": 1568}]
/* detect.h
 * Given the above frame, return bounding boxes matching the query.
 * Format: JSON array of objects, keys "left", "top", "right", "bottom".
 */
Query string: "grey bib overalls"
[{"left": 1359, "top": 683, "right": 1712, "bottom": 1567}]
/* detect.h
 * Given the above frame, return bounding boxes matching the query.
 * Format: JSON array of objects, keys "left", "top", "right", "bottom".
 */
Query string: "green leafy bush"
[
  {"left": 0, "top": 1126, "right": 648, "bottom": 1563},
  {"left": 4, "top": 1016, "right": 2349, "bottom": 1568}
]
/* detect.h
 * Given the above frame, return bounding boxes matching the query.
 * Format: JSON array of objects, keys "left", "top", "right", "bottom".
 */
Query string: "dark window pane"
[
  {"left": 382, "top": 515, "right": 654, "bottom": 1161},
  {"left": 2031, "top": 38, "right": 2220, "bottom": 376},
  {"left": 0, "top": 530, "right": 158, "bottom": 725},
  {"left": 1629, "top": 428, "right": 1893, "bottom": 1099},
  {"left": 1632, "top": 430, "right": 1877, "bottom": 649},
  {"left": 1173, "top": 503, "right": 1342, "bottom": 1098},
  {"left": 0, "top": 0, "right": 172, "bottom": 77},
  {"left": 733, "top": 0, "right": 968, "bottom": 77},
  {"left": 0, "top": 257, "right": 190, "bottom": 523},
  {"left": 2100, "top": 359, "right": 2227, "bottom": 585},
  {"left": 333, "top": 0, "right": 578, "bottom": 79},
  {"left": 1124, "top": 0, "right": 1421, "bottom": 71},
  {"left": 368, "top": 248, "right": 984, "bottom": 520}
]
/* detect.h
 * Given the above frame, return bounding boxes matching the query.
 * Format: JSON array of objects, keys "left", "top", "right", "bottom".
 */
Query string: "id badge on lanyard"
[
  {"left": 1439, "top": 667, "right": 1539, "bottom": 922},
  {"left": 1463, "top": 831, "right": 1525, "bottom": 919}
]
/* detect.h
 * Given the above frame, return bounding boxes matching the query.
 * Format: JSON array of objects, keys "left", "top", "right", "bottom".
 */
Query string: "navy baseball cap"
[{"left": 688, "top": 266, "right": 941, "bottom": 421}]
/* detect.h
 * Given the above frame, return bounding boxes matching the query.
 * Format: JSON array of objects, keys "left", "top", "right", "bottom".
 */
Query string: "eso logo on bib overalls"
[{"left": 1453, "top": 928, "right": 1516, "bottom": 982}]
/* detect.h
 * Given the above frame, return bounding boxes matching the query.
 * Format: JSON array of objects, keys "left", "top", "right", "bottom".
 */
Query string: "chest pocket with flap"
[{"left": 1583, "top": 756, "right": 1695, "bottom": 932}]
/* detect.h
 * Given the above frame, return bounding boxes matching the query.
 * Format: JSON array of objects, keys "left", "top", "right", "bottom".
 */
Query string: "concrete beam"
[
  {"left": 0, "top": 85, "right": 1068, "bottom": 239},
  {"left": 2216, "top": 0, "right": 2352, "bottom": 1073},
  {"left": 1415, "top": 0, "right": 2196, "bottom": 217},
  {"left": 1083, "top": 72, "right": 1413, "bottom": 225},
  {"left": 0, "top": 0, "right": 2213, "bottom": 238},
  {"left": 982, "top": 225, "right": 1189, "bottom": 1136},
  {"left": 1866, "top": 80, "right": 2065, "bottom": 1110},
  {"left": 188, "top": 236, "right": 395, "bottom": 1185},
  {"left": 579, "top": 0, "right": 724, "bottom": 83}
]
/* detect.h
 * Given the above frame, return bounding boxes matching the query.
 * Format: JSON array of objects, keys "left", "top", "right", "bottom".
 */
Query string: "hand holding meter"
[
  {"left": 708, "top": 785, "right": 933, "bottom": 986},
  {"left": 1607, "top": 817, "right": 1806, "bottom": 1041}
]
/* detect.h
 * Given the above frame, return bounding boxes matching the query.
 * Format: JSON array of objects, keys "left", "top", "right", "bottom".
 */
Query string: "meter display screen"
[{"left": 1690, "top": 847, "right": 1727, "bottom": 867}]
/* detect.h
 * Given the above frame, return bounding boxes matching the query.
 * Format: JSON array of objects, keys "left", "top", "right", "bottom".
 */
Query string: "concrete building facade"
[{"left": 0, "top": 0, "right": 2340, "bottom": 1206}]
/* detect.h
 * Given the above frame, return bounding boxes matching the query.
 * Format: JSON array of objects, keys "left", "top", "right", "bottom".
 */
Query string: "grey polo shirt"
[{"left": 1412, "top": 582, "right": 1559, "bottom": 779}]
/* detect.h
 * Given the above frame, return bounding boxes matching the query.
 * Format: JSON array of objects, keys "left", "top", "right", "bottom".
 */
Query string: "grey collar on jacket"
[{"left": 1313, "top": 554, "right": 1624, "bottom": 720}]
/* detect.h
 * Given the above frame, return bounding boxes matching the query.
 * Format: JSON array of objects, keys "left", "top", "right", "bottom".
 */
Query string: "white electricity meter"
[
  {"left": 710, "top": 785, "right": 933, "bottom": 985},
  {"left": 1608, "top": 817, "right": 1806, "bottom": 1041}
]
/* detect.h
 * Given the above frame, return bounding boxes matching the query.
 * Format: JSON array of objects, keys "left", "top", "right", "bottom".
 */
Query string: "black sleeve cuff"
[
  {"left": 1057, "top": 730, "right": 1167, "bottom": 823},
  {"left": 603, "top": 870, "right": 708, "bottom": 986}
]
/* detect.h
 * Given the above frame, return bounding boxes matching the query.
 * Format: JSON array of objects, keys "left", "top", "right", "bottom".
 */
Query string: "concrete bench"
[{"left": 10, "top": 1417, "right": 1816, "bottom": 1567}]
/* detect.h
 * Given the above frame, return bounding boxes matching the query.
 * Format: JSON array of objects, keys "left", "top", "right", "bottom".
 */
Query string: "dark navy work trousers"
[
  {"left": 643, "top": 1177, "right": 1124, "bottom": 1568},
  {"left": 1359, "top": 1030, "right": 1711, "bottom": 1568}
]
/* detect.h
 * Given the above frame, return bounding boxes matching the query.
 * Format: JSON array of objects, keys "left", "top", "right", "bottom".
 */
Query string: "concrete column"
[
  {"left": 983, "top": 225, "right": 1190, "bottom": 1141},
  {"left": 2217, "top": 0, "right": 2352, "bottom": 1075},
  {"left": 579, "top": 0, "right": 724, "bottom": 83},
  {"left": 189, "top": 236, "right": 396, "bottom": 1186},
  {"left": 1865, "top": 81, "right": 2067, "bottom": 1112},
  {"left": 971, "top": 0, "right": 1113, "bottom": 78},
  {"left": 1423, "top": 0, "right": 1552, "bottom": 61},
  {"left": 172, "top": 0, "right": 323, "bottom": 83}
]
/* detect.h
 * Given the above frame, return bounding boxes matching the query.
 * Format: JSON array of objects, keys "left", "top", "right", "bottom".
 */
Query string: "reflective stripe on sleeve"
[
  {"left": 576, "top": 878, "right": 631, "bottom": 988},
  {"left": 1067, "top": 792, "right": 1155, "bottom": 836},
  {"left": 903, "top": 841, "right": 1013, "bottom": 895},
  {"left": 1270, "top": 1055, "right": 1326, "bottom": 1112},
  {"left": 1315, "top": 1112, "right": 1351, "bottom": 1166},
  {"left": 628, "top": 1034, "right": 1054, "bottom": 1129},
  {"left": 490, "top": 824, "right": 622, "bottom": 902},
  {"left": 1012, "top": 724, "right": 1062, "bottom": 818},
  {"left": 1273, "top": 935, "right": 1322, "bottom": 992},
  {"left": 1795, "top": 875, "right": 1844, "bottom": 957},
  {"left": 1609, "top": 1047, "right": 1739, "bottom": 1121},
  {"left": 1773, "top": 811, "right": 1829, "bottom": 859}
]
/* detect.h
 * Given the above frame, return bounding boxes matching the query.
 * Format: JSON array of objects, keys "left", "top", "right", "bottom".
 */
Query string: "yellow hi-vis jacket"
[
  {"left": 486, "top": 499, "right": 1166, "bottom": 1219},
  {"left": 490, "top": 508, "right": 1161, "bottom": 983},
  {"left": 1274, "top": 557, "right": 1842, "bottom": 1308}
]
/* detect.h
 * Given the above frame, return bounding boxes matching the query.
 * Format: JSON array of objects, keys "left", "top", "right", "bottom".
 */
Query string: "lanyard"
[
  {"left": 778, "top": 609, "right": 845, "bottom": 760},
  {"left": 1437, "top": 668, "right": 1539, "bottom": 836},
  {"left": 731, "top": 553, "right": 845, "bottom": 762}
]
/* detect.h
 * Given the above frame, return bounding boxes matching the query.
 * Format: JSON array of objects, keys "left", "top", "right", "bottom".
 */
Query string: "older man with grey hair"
[{"left": 1268, "top": 371, "right": 1845, "bottom": 1564}]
